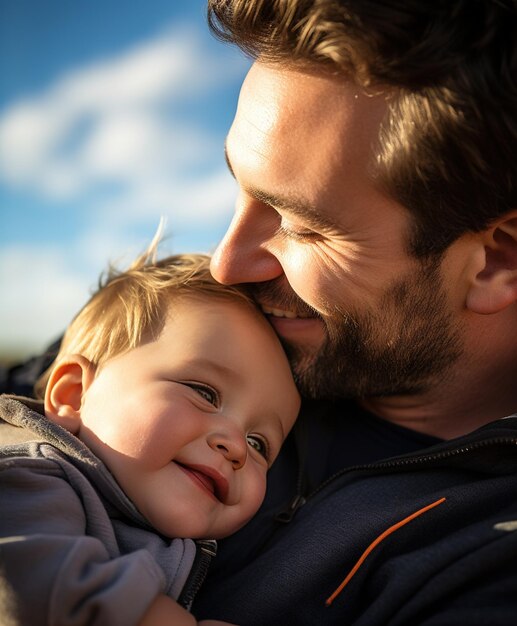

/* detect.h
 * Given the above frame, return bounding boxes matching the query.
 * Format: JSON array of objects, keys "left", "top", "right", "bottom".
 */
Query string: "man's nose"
[
  {"left": 207, "top": 429, "right": 248, "bottom": 470},
  {"left": 210, "top": 199, "right": 283, "bottom": 286}
]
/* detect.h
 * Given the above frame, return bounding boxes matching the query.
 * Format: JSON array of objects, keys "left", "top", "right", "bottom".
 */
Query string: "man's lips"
[
  {"left": 176, "top": 462, "right": 229, "bottom": 503},
  {"left": 260, "top": 303, "right": 326, "bottom": 344},
  {"left": 261, "top": 304, "right": 314, "bottom": 319}
]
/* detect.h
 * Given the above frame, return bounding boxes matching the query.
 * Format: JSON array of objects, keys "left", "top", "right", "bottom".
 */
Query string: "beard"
[{"left": 251, "top": 260, "right": 463, "bottom": 400}]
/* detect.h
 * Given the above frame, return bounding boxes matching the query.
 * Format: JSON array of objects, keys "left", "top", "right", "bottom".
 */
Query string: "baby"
[{"left": 0, "top": 248, "right": 300, "bottom": 626}]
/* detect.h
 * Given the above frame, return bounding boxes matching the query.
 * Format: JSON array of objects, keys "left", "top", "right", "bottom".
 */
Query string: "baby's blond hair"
[{"left": 35, "top": 245, "right": 253, "bottom": 397}]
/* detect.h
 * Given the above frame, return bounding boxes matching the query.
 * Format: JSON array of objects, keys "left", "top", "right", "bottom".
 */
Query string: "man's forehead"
[
  {"left": 229, "top": 61, "right": 390, "bottom": 207},
  {"left": 240, "top": 61, "right": 389, "bottom": 134},
  {"left": 234, "top": 62, "right": 389, "bottom": 174}
]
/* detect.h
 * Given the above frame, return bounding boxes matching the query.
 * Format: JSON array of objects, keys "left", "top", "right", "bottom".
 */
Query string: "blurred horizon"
[{"left": 0, "top": 0, "right": 250, "bottom": 363}]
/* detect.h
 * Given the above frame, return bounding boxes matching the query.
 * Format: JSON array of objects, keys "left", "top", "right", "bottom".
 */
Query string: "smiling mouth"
[
  {"left": 176, "top": 463, "right": 229, "bottom": 503},
  {"left": 261, "top": 305, "right": 313, "bottom": 319}
]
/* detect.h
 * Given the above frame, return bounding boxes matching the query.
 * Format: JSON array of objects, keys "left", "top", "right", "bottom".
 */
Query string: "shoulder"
[{"left": 0, "top": 393, "right": 46, "bottom": 443}]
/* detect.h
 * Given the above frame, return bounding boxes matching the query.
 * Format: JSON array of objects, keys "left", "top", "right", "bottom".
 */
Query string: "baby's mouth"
[{"left": 176, "top": 462, "right": 229, "bottom": 503}]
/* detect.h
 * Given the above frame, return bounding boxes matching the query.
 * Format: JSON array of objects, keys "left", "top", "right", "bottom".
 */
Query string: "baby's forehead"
[
  {"left": 167, "top": 290, "right": 259, "bottom": 316},
  {"left": 168, "top": 292, "right": 277, "bottom": 338},
  {"left": 163, "top": 291, "right": 298, "bottom": 396}
]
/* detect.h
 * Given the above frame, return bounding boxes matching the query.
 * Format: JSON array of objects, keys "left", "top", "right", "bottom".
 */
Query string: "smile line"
[
  {"left": 261, "top": 305, "right": 313, "bottom": 319},
  {"left": 176, "top": 462, "right": 229, "bottom": 503}
]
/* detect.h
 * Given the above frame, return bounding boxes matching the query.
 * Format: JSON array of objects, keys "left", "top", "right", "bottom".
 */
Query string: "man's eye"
[
  {"left": 278, "top": 223, "right": 317, "bottom": 242},
  {"left": 246, "top": 434, "right": 269, "bottom": 461},
  {"left": 185, "top": 383, "right": 219, "bottom": 407}
]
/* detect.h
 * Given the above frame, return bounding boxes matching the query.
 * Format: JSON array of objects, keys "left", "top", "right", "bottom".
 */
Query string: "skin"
[
  {"left": 45, "top": 295, "right": 300, "bottom": 540},
  {"left": 45, "top": 294, "right": 299, "bottom": 626},
  {"left": 211, "top": 61, "right": 517, "bottom": 439}
]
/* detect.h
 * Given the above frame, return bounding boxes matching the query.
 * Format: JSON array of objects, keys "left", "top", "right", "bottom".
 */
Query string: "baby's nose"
[{"left": 207, "top": 430, "right": 248, "bottom": 469}]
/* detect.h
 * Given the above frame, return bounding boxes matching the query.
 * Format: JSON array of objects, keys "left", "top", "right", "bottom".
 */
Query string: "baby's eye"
[
  {"left": 246, "top": 434, "right": 269, "bottom": 461},
  {"left": 184, "top": 383, "right": 219, "bottom": 407}
]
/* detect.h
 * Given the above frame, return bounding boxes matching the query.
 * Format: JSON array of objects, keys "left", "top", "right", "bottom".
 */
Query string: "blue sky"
[{"left": 0, "top": 0, "right": 250, "bottom": 359}]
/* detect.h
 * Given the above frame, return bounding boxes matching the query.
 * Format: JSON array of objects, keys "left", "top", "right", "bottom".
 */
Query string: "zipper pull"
[
  {"left": 275, "top": 494, "right": 306, "bottom": 523},
  {"left": 178, "top": 539, "right": 217, "bottom": 610}
]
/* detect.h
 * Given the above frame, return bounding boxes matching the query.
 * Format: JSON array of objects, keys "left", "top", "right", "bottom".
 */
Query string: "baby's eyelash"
[
  {"left": 184, "top": 382, "right": 219, "bottom": 407},
  {"left": 246, "top": 434, "right": 270, "bottom": 461}
]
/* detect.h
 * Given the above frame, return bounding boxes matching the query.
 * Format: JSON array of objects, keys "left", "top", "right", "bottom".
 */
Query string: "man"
[
  {"left": 3, "top": 1, "right": 517, "bottom": 623},
  {"left": 192, "top": 0, "right": 517, "bottom": 624}
]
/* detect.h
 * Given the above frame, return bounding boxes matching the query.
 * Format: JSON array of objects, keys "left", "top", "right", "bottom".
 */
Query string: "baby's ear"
[
  {"left": 44, "top": 355, "right": 95, "bottom": 434},
  {"left": 466, "top": 212, "right": 517, "bottom": 314}
]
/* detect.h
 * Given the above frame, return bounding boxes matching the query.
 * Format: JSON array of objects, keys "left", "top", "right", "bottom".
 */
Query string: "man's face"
[{"left": 211, "top": 62, "right": 462, "bottom": 399}]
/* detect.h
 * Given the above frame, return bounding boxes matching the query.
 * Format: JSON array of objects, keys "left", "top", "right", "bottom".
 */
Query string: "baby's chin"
[
  {"left": 203, "top": 514, "right": 257, "bottom": 541},
  {"left": 145, "top": 512, "right": 250, "bottom": 541}
]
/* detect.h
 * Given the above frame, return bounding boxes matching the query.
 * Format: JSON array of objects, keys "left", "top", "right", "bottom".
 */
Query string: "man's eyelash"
[{"left": 277, "top": 224, "right": 317, "bottom": 241}]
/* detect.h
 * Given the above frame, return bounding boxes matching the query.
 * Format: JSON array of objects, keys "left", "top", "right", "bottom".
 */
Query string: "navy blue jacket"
[
  {"left": 194, "top": 400, "right": 517, "bottom": 625},
  {"left": 4, "top": 355, "right": 517, "bottom": 624}
]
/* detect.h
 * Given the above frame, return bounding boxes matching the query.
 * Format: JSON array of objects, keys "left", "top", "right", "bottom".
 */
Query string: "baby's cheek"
[{"left": 245, "top": 467, "right": 268, "bottom": 517}]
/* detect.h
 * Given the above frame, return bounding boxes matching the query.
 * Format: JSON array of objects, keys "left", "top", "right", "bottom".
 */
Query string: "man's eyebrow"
[{"left": 224, "top": 142, "right": 336, "bottom": 231}]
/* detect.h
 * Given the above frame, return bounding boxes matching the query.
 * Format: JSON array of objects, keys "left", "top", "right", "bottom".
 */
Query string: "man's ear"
[
  {"left": 466, "top": 212, "right": 517, "bottom": 315},
  {"left": 44, "top": 355, "right": 96, "bottom": 434}
]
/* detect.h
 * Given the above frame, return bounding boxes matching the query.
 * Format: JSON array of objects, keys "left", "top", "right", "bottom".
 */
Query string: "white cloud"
[
  {"left": 54, "top": 27, "right": 224, "bottom": 112},
  {"left": 74, "top": 229, "right": 159, "bottom": 279},
  {"left": 0, "top": 100, "right": 71, "bottom": 186},
  {"left": 0, "top": 25, "right": 247, "bottom": 199},
  {"left": 0, "top": 245, "right": 94, "bottom": 356},
  {"left": 79, "top": 112, "right": 216, "bottom": 182},
  {"left": 93, "top": 167, "right": 237, "bottom": 222},
  {"left": 0, "top": 22, "right": 247, "bottom": 359},
  {"left": 0, "top": 170, "right": 237, "bottom": 359}
]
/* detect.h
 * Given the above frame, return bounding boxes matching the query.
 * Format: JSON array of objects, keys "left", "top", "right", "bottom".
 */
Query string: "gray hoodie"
[{"left": 0, "top": 395, "right": 213, "bottom": 626}]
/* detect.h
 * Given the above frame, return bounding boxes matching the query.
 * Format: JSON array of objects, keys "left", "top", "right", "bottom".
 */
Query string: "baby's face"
[{"left": 73, "top": 295, "right": 300, "bottom": 539}]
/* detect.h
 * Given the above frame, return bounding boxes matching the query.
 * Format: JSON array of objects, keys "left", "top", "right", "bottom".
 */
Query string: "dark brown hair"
[{"left": 208, "top": 0, "right": 517, "bottom": 257}]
